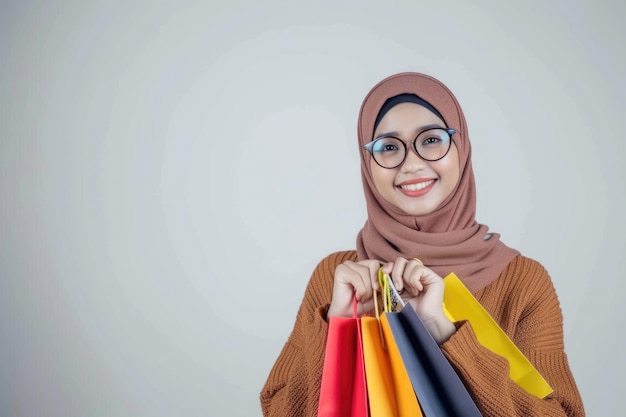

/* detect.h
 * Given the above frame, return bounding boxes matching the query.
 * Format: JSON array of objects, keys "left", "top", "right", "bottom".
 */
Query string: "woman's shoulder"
[
  {"left": 502, "top": 254, "right": 550, "bottom": 279},
  {"left": 494, "top": 254, "right": 556, "bottom": 296},
  {"left": 479, "top": 255, "right": 562, "bottom": 328},
  {"left": 314, "top": 250, "right": 359, "bottom": 271},
  {"left": 504, "top": 254, "right": 547, "bottom": 272}
]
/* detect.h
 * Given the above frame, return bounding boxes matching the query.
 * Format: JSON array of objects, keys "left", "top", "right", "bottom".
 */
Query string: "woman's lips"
[{"left": 397, "top": 179, "right": 436, "bottom": 197}]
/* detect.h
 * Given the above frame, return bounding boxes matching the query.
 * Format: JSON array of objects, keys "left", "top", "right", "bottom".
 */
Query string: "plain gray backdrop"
[{"left": 1, "top": 0, "right": 624, "bottom": 416}]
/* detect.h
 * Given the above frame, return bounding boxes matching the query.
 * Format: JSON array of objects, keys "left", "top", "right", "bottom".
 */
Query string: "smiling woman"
[{"left": 260, "top": 72, "right": 585, "bottom": 416}]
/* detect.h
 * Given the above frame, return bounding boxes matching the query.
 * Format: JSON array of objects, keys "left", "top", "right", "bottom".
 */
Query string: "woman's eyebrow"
[{"left": 375, "top": 123, "right": 446, "bottom": 139}]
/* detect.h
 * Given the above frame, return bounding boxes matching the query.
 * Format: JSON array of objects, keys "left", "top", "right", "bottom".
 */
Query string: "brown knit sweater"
[{"left": 260, "top": 251, "right": 585, "bottom": 417}]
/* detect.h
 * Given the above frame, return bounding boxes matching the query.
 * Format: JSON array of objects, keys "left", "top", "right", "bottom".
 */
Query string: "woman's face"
[{"left": 370, "top": 102, "right": 460, "bottom": 216}]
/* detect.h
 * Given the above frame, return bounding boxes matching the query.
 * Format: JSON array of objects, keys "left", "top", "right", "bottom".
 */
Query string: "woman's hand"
[
  {"left": 383, "top": 257, "right": 456, "bottom": 344},
  {"left": 327, "top": 260, "right": 382, "bottom": 319}
]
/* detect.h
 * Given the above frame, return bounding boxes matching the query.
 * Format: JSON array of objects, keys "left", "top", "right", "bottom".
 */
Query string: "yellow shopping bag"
[{"left": 442, "top": 273, "right": 553, "bottom": 399}]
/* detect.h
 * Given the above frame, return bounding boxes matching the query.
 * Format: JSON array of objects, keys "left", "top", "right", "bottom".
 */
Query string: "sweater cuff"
[{"left": 442, "top": 319, "right": 480, "bottom": 352}]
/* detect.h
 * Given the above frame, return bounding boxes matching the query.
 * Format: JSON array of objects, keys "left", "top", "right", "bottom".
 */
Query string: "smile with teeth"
[{"left": 399, "top": 180, "right": 435, "bottom": 191}]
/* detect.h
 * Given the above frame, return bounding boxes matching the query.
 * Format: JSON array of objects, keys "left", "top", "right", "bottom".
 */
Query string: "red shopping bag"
[{"left": 318, "top": 297, "right": 368, "bottom": 417}]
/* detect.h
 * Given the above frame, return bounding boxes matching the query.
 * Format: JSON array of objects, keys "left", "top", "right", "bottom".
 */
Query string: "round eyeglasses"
[{"left": 363, "top": 128, "right": 456, "bottom": 169}]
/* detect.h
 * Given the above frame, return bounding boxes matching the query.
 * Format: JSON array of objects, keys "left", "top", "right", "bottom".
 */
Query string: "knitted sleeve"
[
  {"left": 260, "top": 251, "right": 358, "bottom": 417},
  {"left": 441, "top": 256, "right": 585, "bottom": 416}
]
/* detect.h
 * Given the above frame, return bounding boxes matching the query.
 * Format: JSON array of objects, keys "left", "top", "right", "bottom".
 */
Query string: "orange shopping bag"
[{"left": 361, "top": 291, "right": 423, "bottom": 417}]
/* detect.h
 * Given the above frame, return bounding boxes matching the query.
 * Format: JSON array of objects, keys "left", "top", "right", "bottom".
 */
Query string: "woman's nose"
[{"left": 400, "top": 146, "right": 428, "bottom": 173}]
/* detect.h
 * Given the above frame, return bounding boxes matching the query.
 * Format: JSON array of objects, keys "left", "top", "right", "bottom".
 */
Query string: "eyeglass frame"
[{"left": 363, "top": 127, "right": 457, "bottom": 169}]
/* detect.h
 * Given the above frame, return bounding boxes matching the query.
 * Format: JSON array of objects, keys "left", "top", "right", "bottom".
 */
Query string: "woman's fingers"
[
  {"left": 383, "top": 257, "right": 428, "bottom": 294},
  {"left": 345, "top": 260, "right": 381, "bottom": 299},
  {"left": 403, "top": 259, "right": 427, "bottom": 293},
  {"left": 328, "top": 259, "right": 381, "bottom": 318},
  {"left": 383, "top": 258, "right": 445, "bottom": 311}
]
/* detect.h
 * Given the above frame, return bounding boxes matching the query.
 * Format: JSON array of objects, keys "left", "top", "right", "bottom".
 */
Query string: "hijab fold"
[{"left": 356, "top": 73, "right": 518, "bottom": 293}]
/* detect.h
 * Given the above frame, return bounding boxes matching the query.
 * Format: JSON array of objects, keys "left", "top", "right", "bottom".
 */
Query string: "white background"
[{"left": 1, "top": 1, "right": 624, "bottom": 416}]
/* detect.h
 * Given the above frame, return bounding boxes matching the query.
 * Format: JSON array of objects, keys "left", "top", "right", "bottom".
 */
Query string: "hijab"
[{"left": 355, "top": 72, "right": 519, "bottom": 293}]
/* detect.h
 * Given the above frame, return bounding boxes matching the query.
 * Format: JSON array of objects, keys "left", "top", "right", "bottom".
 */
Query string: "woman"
[{"left": 260, "top": 72, "right": 585, "bottom": 416}]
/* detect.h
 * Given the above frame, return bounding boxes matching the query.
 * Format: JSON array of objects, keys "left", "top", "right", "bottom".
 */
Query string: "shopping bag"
[
  {"left": 384, "top": 306, "right": 483, "bottom": 417},
  {"left": 442, "top": 273, "right": 553, "bottom": 398},
  {"left": 361, "top": 293, "right": 423, "bottom": 416},
  {"left": 317, "top": 297, "right": 368, "bottom": 417}
]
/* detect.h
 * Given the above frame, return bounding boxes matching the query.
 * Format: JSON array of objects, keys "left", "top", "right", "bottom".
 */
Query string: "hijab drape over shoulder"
[{"left": 356, "top": 72, "right": 519, "bottom": 293}]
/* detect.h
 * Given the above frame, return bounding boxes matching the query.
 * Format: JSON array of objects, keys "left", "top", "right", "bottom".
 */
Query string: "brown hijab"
[{"left": 356, "top": 72, "right": 519, "bottom": 293}]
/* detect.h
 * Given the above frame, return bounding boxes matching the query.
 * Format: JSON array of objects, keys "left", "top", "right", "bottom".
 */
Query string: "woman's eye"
[
  {"left": 422, "top": 136, "right": 441, "bottom": 146},
  {"left": 374, "top": 139, "right": 401, "bottom": 153}
]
